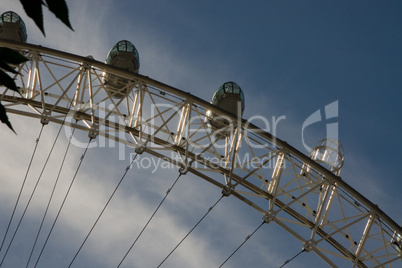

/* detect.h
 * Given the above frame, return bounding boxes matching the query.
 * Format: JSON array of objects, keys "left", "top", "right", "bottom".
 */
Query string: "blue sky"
[{"left": 0, "top": 1, "right": 401, "bottom": 267}]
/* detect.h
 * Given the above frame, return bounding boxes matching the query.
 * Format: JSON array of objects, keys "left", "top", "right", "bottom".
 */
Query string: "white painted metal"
[{"left": 1, "top": 39, "right": 401, "bottom": 267}]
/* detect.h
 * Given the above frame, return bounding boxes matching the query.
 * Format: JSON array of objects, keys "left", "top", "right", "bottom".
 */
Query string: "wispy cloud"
[{"left": 1, "top": 1, "right": 400, "bottom": 267}]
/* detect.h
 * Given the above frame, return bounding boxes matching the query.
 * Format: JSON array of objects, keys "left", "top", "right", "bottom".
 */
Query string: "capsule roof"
[
  {"left": 0, "top": 11, "right": 27, "bottom": 42},
  {"left": 211, "top": 81, "right": 245, "bottom": 112},
  {"left": 105, "top": 40, "right": 139, "bottom": 70}
]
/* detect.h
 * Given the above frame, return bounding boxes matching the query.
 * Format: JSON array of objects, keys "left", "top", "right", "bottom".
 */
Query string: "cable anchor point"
[
  {"left": 40, "top": 111, "right": 50, "bottom": 125},
  {"left": 302, "top": 240, "right": 315, "bottom": 252},
  {"left": 135, "top": 145, "right": 145, "bottom": 154},
  {"left": 262, "top": 212, "right": 276, "bottom": 224},
  {"left": 222, "top": 185, "right": 234, "bottom": 196},
  {"left": 88, "top": 128, "right": 98, "bottom": 139},
  {"left": 179, "top": 165, "right": 189, "bottom": 175}
]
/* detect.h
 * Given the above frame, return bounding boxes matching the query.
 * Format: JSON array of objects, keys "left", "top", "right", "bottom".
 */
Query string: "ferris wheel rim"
[
  {"left": 1, "top": 38, "right": 398, "bottom": 233},
  {"left": 1, "top": 39, "right": 401, "bottom": 267}
]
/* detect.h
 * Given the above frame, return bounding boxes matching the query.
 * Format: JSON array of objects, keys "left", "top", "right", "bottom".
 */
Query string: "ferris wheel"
[{"left": 0, "top": 11, "right": 401, "bottom": 268}]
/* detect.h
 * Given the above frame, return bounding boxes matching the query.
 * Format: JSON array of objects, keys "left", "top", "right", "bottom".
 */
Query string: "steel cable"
[
  {"left": 0, "top": 124, "right": 45, "bottom": 254},
  {"left": 157, "top": 195, "right": 224, "bottom": 267},
  {"left": 0, "top": 121, "right": 67, "bottom": 267},
  {"left": 219, "top": 221, "right": 265, "bottom": 267},
  {"left": 33, "top": 137, "right": 93, "bottom": 268},
  {"left": 67, "top": 153, "right": 139, "bottom": 267},
  {"left": 117, "top": 172, "right": 183, "bottom": 268},
  {"left": 25, "top": 128, "right": 76, "bottom": 268},
  {"left": 279, "top": 249, "right": 304, "bottom": 268}
]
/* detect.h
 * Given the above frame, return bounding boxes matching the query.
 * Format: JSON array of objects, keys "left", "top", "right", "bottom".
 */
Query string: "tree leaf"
[
  {"left": 0, "top": 48, "right": 28, "bottom": 91},
  {"left": 45, "top": 0, "right": 74, "bottom": 31},
  {"left": 0, "top": 70, "right": 19, "bottom": 92},
  {"left": 0, "top": 48, "right": 29, "bottom": 65},
  {"left": 0, "top": 61, "right": 18, "bottom": 74},
  {"left": 0, "top": 101, "right": 16, "bottom": 134},
  {"left": 20, "top": 0, "right": 46, "bottom": 36}
]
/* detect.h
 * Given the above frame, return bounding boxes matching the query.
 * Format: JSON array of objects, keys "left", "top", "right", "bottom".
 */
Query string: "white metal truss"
[{"left": 1, "top": 39, "right": 401, "bottom": 267}]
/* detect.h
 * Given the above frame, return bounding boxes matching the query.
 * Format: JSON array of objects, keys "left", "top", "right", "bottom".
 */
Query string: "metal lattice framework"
[{"left": 1, "top": 39, "right": 401, "bottom": 267}]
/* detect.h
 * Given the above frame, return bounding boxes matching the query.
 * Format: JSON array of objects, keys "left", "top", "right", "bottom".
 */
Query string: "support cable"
[
  {"left": 0, "top": 121, "right": 65, "bottom": 267},
  {"left": 157, "top": 195, "right": 224, "bottom": 268},
  {"left": 279, "top": 249, "right": 305, "bottom": 268},
  {"left": 117, "top": 172, "right": 183, "bottom": 268},
  {"left": 0, "top": 124, "right": 45, "bottom": 253},
  {"left": 25, "top": 128, "right": 76, "bottom": 268},
  {"left": 219, "top": 221, "right": 265, "bottom": 268},
  {"left": 23, "top": 83, "right": 79, "bottom": 268},
  {"left": 67, "top": 153, "right": 140, "bottom": 268},
  {"left": 33, "top": 137, "right": 93, "bottom": 268}
]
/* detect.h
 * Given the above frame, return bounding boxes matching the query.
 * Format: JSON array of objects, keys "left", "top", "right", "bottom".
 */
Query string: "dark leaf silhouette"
[
  {"left": 20, "top": 0, "right": 73, "bottom": 36},
  {"left": 0, "top": 48, "right": 29, "bottom": 65},
  {"left": 0, "top": 102, "right": 16, "bottom": 134},
  {"left": 20, "top": 0, "right": 45, "bottom": 35},
  {"left": 0, "top": 71, "right": 19, "bottom": 92},
  {"left": 0, "top": 61, "right": 18, "bottom": 74},
  {"left": 0, "top": 48, "right": 29, "bottom": 92},
  {"left": 0, "top": 0, "right": 72, "bottom": 133},
  {"left": 45, "top": 0, "right": 73, "bottom": 31}
]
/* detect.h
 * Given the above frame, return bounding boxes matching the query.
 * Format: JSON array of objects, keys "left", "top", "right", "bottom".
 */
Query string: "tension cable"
[
  {"left": 0, "top": 124, "right": 45, "bottom": 253},
  {"left": 219, "top": 221, "right": 265, "bottom": 267},
  {"left": 25, "top": 127, "right": 76, "bottom": 268},
  {"left": 117, "top": 171, "right": 183, "bottom": 268},
  {"left": 279, "top": 249, "right": 305, "bottom": 268},
  {"left": 0, "top": 120, "right": 66, "bottom": 266},
  {"left": 157, "top": 195, "right": 224, "bottom": 267},
  {"left": 33, "top": 137, "right": 93, "bottom": 268},
  {"left": 67, "top": 153, "right": 140, "bottom": 268}
]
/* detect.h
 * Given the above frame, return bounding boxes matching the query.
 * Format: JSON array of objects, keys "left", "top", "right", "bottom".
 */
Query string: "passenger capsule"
[
  {"left": 103, "top": 40, "right": 140, "bottom": 98},
  {"left": 207, "top": 81, "right": 245, "bottom": 139},
  {"left": 0, "top": 11, "right": 27, "bottom": 42}
]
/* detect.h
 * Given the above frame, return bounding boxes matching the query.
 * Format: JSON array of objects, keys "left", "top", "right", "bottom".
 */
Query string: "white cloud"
[{"left": 1, "top": 1, "right": 401, "bottom": 267}]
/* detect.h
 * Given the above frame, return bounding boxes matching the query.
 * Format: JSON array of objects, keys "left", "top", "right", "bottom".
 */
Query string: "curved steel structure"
[{"left": 1, "top": 39, "right": 401, "bottom": 267}]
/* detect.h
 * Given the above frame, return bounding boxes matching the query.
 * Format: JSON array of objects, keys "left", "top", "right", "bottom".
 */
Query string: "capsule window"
[{"left": 233, "top": 85, "right": 240, "bottom": 94}]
